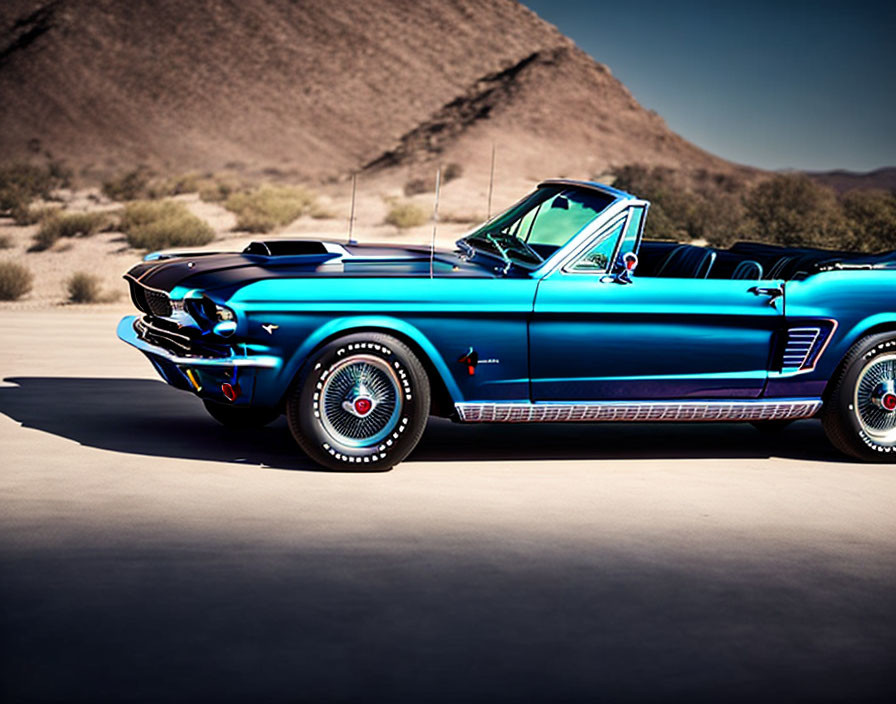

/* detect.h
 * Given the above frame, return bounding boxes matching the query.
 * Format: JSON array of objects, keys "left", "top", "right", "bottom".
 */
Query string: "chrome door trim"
[{"left": 455, "top": 398, "right": 822, "bottom": 423}]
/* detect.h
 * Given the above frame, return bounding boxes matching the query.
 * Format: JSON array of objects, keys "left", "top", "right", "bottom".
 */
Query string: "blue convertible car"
[{"left": 118, "top": 179, "right": 896, "bottom": 470}]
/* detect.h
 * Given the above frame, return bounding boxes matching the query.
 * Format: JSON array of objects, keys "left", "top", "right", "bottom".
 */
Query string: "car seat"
[
  {"left": 731, "top": 260, "right": 763, "bottom": 279},
  {"left": 654, "top": 245, "right": 717, "bottom": 278}
]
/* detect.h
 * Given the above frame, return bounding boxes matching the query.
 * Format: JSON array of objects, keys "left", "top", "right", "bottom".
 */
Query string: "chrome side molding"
[{"left": 455, "top": 398, "right": 822, "bottom": 423}]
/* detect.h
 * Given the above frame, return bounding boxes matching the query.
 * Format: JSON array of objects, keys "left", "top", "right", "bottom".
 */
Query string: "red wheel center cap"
[
  {"left": 354, "top": 398, "right": 372, "bottom": 415},
  {"left": 883, "top": 394, "right": 896, "bottom": 411}
]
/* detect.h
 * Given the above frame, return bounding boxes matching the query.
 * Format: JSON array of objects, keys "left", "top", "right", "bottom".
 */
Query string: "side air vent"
[
  {"left": 781, "top": 327, "right": 822, "bottom": 370},
  {"left": 776, "top": 322, "right": 836, "bottom": 373}
]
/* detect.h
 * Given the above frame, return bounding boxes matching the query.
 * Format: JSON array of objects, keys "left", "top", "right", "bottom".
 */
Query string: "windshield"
[{"left": 460, "top": 186, "right": 615, "bottom": 268}]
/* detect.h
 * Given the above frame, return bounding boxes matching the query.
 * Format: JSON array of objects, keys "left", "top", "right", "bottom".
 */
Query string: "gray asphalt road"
[{"left": 1, "top": 311, "right": 895, "bottom": 702}]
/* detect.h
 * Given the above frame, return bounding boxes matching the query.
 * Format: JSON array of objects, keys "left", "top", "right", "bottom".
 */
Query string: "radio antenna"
[
  {"left": 487, "top": 142, "right": 496, "bottom": 219},
  {"left": 347, "top": 172, "right": 357, "bottom": 244},
  {"left": 429, "top": 166, "right": 441, "bottom": 280}
]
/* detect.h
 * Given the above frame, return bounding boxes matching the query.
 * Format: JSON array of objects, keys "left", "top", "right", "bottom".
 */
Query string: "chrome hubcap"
[
  {"left": 854, "top": 353, "right": 896, "bottom": 442},
  {"left": 320, "top": 355, "right": 401, "bottom": 447}
]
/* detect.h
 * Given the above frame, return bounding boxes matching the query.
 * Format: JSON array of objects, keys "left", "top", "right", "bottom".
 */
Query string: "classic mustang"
[{"left": 118, "top": 179, "right": 896, "bottom": 470}]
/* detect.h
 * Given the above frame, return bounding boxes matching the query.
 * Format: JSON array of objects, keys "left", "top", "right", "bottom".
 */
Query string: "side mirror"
[{"left": 601, "top": 252, "right": 638, "bottom": 285}]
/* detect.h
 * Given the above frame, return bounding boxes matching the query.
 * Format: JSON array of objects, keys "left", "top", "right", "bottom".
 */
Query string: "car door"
[{"left": 529, "top": 220, "right": 784, "bottom": 400}]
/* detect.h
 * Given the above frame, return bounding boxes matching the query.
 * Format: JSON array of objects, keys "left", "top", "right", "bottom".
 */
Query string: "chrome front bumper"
[{"left": 116, "top": 315, "right": 280, "bottom": 369}]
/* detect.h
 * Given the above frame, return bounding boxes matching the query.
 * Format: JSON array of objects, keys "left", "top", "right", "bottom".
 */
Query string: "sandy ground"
[{"left": 1, "top": 311, "right": 895, "bottom": 702}]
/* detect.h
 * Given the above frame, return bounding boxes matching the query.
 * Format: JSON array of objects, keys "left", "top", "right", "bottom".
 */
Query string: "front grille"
[
  {"left": 135, "top": 317, "right": 231, "bottom": 359},
  {"left": 128, "top": 279, "right": 172, "bottom": 317},
  {"left": 144, "top": 289, "right": 172, "bottom": 317}
]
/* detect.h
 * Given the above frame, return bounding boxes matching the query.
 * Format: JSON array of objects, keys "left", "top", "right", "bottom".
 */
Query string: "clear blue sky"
[{"left": 522, "top": 0, "right": 895, "bottom": 172}]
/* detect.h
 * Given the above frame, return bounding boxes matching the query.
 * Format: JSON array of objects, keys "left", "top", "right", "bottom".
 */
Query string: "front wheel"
[
  {"left": 823, "top": 333, "right": 896, "bottom": 461},
  {"left": 287, "top": 333, "right": 431, "bottom": 471}
]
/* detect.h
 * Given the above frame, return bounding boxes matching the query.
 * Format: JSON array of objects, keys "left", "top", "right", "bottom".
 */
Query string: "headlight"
[{"left": 216, "top": 305, "right": 235, "bottom": 321}]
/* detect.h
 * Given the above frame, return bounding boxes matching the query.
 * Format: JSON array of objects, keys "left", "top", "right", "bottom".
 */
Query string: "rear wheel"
[
  {"left": 822, "top": 333, "right": 896, "bottom": 461},
  {"left": 203, "top": 400, "right": 281, "bottom": 428},
  {"left": 287, "top": 333, "right": 430, "bottom": 471}
]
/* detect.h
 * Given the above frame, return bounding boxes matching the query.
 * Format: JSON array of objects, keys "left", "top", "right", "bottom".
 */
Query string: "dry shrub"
[
  {"left": 0, "top": 261, "right": 33, "bottom": 300},
  {"left": 404, "top": 177, "right": 429, "bottom": 196},
  {"left": 66, "top": 271, "right": 102, "bottom": 303},
  {"left": 743, "top": 174, "right": 849, "bottom": 249},
  {"left": 0, "top": 161, "right": 71, "bottom": 213},
  {"left": 441, "top": 212, "right": 484, "bottom": 224},
  {"left": 102, "top": 168, "right": 151, "bottom": 201},
  {"left": 385, "top": 201, "right": 428, "bottom": 229},
  {"left": 225, "top": 185, "right": 317, "bottom": 233},
  {"left": 33, "top": 212, "right": 110, "bottom": 251},
  {"left": 443, "top": 162, "right": 463, "bottom": 182},
  {"left": 120, "top": 200, "right": 215, "bottom": 250},
  {"left": 146, "top": 173, "right": 201, "bottom": 199},
  {"left": 0, "top": 234, "right": 12, "bottom": 249},
  {"left": 198, "top": 177, "right": 240, "bottom": 203},
  {"left": 404, "top": 164, "right": 463, "bottom": 196},
  {"left": 12, "top": 204, "right": 60, "bottom": 226},
  {"left": 309, "top": 201, "right": 337, "bottom": 219}
]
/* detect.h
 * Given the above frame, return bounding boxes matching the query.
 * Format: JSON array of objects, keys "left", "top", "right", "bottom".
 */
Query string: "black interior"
[{"left": 637, "top": 240, "right": 896, "bottom": 280}]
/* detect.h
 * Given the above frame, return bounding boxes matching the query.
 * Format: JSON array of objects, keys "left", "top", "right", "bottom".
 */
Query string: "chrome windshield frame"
[
  {"left": 530, "top": 196, "right": 649, "bottom": 279},
  {"left": 456, "top": 181, "right": 637, "bottom": 275}
]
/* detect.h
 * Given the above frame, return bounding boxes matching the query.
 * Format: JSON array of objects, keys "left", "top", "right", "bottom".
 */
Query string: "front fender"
[{"left": 279, "top": 315, "right": 463, "bottom": 405}]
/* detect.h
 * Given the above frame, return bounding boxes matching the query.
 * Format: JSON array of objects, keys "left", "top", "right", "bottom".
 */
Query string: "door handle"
[{"left": 749, "top": 285, "right": 784, "bottom": 307}]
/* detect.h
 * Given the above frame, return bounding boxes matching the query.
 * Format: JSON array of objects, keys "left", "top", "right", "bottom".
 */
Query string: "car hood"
[{"left": 124, "top": 240, "right": 502, "bottom": 294}]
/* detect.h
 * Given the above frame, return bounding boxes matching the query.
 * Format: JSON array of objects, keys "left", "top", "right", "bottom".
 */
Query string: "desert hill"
[
  {"left": 808, "top": 168, "right": 896, "bottom": 195},
  {"left": 0, "top": 0, "right": 743, "bottom": 183}
]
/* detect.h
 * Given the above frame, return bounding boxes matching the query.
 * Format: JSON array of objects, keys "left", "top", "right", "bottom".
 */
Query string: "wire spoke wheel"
[
  {"left": 853, "top": 352, "right": 896, "bottom": 444},
  {"left": 319, "top": 354, "right": 402, "bottom": 448}
]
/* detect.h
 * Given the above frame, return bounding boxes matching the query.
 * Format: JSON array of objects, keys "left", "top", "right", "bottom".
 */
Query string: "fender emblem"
[
  {"left": 261, "top": 324, "right": 279, "bottom": 335},
  {"left": 458, "top": 347, "right": 479, "bottom": 376}
]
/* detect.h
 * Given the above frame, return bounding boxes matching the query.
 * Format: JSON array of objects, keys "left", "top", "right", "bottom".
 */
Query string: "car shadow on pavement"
[{"left": 0, "top": 376, "right": 845, "bottom": 468}]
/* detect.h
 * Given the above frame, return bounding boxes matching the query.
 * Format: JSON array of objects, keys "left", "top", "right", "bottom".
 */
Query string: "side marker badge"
[{"left": 261, "top": 324, "right": 279, "bottom": 335}]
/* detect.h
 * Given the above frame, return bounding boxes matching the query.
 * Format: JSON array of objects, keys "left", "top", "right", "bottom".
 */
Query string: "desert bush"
[
  {"left": 612, "top": 164, "right": 754, "bottom": 246},
  {"left": 385, "top": 201, "right": 428, "bottom": 229},
  {"left": 0, "top": 234, "right": 11, "bottom": 249},
  {"left": 120, "top": 200, "right": 214, "bottom": 250},
  {"left": 198, "top": 177, "right": 240, "bottom": 203},
  {"left": 0, "top": 162, "right": 71, "bottom": 213},
  {"left": 225, "top": 185, "right": 316, "bottom": 233},
  {"left": 443, "top": 162, "right": 463, "bottom": 182},
  {"left": 841, "top": 189, "right": 896, "bottom": 252},
  {"left": 613, "top": 165, "right": 705, "bottom": 240},
  {"left": 0, "top": 261, "right": 33, "bottom": 300},
  {"left": 309, "top": 201, "right": 337, "bottom": 219},
  {"left": 743, "top": 173, "right": 849, "bottom": 249},
  {"left": 146, "top": 173, "right": 201, "bottom": 199},
  {"left": 404, "top": 177, "right": 430, "bottom": 196},
  {"left": 66, "top": 271, "right": 102, "bottom": 303},
  {"left": 33, "top": 212, "right": 110, "bottom": 251},
  {"left": 440, "top": 212, "right": 485, "bottom": 224},
  {"left": 102, "top": 168, "right": 151, "bottom": 201},
  {"left": 11, "top": 204, "right": 60, "bottom": 226}
]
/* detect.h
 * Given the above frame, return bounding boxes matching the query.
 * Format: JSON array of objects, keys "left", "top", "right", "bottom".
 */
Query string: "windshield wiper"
[{"left": 484, "top": 234, "right": 513, "bottom": 274}]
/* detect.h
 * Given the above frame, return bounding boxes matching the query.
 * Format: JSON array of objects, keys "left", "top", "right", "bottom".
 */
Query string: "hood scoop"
[{"left": 243, "top": 240, "right": 333, "bottom": 256}]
